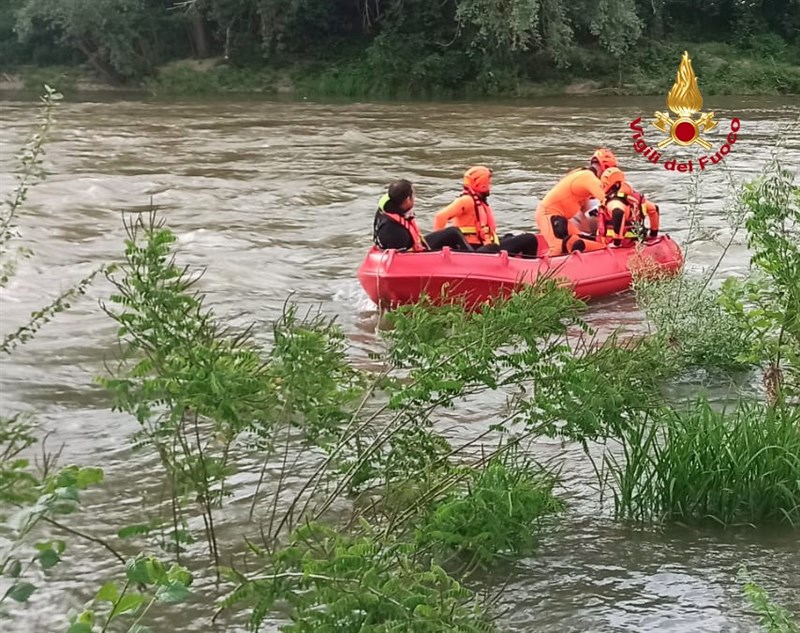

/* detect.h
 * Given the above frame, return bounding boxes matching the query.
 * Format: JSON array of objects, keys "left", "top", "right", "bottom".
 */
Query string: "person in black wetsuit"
[{"left": 373, "top": 179, "right": 473, "bottom": 252}]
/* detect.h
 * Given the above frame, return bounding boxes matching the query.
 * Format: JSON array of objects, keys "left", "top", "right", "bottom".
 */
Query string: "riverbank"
[{"left": 2, "top": 40, "right": 799, "bottom": 99}]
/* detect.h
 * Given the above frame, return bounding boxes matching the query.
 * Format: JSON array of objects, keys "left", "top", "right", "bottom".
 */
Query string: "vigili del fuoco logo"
[{"left": 629, "top": 51, "right": 741, "bottom": 172}]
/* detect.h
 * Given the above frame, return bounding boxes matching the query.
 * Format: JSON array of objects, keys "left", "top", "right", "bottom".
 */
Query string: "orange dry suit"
[
  {"left": 598, "top": 186, "right": 661, "bottom": 246},
  {"left": 535, "top": 168, "right": 608, "bottom": 256},
  {"left": 434, "top": 190, "right": 500, "bottom": 247}
]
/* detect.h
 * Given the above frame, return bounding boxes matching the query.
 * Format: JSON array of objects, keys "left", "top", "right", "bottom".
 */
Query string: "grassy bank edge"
[{"left": 2, "top": 43, "right": 799, "bottom": 100}]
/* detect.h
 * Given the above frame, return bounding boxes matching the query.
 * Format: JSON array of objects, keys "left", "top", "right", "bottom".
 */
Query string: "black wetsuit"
[{"left": 373, "top": 198, "right": 472, "bottom": 252}]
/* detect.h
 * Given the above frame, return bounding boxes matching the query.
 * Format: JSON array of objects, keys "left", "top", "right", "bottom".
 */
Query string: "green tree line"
[{"left": 1, "top": 0, "right": 799, "bottom": 93}]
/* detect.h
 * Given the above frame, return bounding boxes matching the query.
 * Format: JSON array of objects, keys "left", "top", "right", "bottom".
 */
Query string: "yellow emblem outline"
[{"left": 652, "top": 51, "right": 718, "bottom": 150}]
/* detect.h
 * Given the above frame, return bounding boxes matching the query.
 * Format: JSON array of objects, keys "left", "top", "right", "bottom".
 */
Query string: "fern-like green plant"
[{"left": 739, "top": 566, "right": 799, "bottom": 633}]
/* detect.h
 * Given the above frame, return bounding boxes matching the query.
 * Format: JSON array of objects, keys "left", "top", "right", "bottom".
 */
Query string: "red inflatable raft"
[{"left": 358, "top": 234, "right": 684, "bottom": 309}]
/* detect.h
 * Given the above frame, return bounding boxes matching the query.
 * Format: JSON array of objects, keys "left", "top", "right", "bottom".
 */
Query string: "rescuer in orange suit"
[
  {"left": 622, "top": 188, "right": 660, "bottom": 240},
  {"left": 535, "top": 149, "right": 622, "bottom": 256},
  {"left": 597, "top": 169, "right": 661, "bottom": 246},
  {"left": 595, "top": 168, "right": 628, "bottom": 245},
  {"left": 569, "top": 148, "right": 620, "bottom": 236},
  {"left": 434, "top": 166, "right": 540, "bottom": 257}
]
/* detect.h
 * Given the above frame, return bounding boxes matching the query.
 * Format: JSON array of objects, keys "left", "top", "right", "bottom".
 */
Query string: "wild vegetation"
[
  {"left": 0, "top": 0, "right": 799, "bottom": 96},
  {"left": 1, "top": 89, "right": 799, "bottom": 631}
]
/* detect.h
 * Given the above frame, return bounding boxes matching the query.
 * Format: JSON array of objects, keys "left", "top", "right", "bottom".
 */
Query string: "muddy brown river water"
[{"left": 1, "top": 92, "right": 799, "bottom": 632}]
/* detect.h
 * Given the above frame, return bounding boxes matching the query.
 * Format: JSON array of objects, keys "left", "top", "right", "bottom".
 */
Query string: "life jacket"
[
  {"left": 458, "top": 190, "right": 499, "bottom": 246},
  {"left": 374, "top": 194, "right": 427, "bottom": 252},
  {"left": 600, "top": 195, "right": 641, "bottom": 243}
]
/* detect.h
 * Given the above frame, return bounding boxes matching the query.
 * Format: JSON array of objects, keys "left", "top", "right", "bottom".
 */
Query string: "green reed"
[{"left": 607, "top": 398, "right": 800, "bottom": 526}]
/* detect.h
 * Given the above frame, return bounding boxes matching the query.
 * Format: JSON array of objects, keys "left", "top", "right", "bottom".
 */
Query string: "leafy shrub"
[
  {"left": 100, "top": 212, "right": 367, "bottom": 563},
  {"left": 221, "top": 522, "right": 495, "bottom": 633},
  {"left": 416, "top": 447, "right": 563, "bottom": 565},
  {"left": 740, "top": 159, "right": 800, "bottom": 401},
  {"left": 520, "top": 333, "right": 676, "bottom": 442},
  {"left": 634, "top": 273, "right": 754, "bottom": 371}
]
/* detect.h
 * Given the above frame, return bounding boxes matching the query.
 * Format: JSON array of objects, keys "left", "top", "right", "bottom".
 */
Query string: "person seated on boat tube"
[
  {"left": 534, "top": 155, "right": 624, "bottom": 256},
  {"left": 597, "top": 169, "right": 661, "bottom": 247},
  {"left": 433, "top": 166, "right": 540, "bottom": 257},
  {"left": 373, "top": 179, "right": 473, "bottom": 253},
  {"left": 569, "top": 148, "right": 619, "bottom": 236}
]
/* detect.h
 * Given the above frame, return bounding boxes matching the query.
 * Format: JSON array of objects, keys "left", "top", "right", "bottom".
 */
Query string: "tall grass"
[
  {"left": 633, "top": 171, "right": 755, "bottom": 373},
  {"left": 607, "top": 399, "right": 800, "bottom": 526}
]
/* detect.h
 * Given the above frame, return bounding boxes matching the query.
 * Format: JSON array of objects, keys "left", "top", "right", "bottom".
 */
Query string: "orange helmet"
[
  {"left": 591, "top": 148, "right": 618, "bottom": 173},
  {"left": 463, "top": 166, "right": 492, "bottom": 194},
  {"left": 601, "top": 167, "right": 625, "bottom": 193}
]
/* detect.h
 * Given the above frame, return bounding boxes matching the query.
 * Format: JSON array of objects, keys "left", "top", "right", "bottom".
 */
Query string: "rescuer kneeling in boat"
[
  {"left": 434, "top": 166, "right": 540, "bottom": 257},
  {"left": 569, "top": 148, "right": 619, "bottom": 236},
  {"left": 597, "top": 169, "right": 661, "bottom": 247},
  {"left": 373, "top": 179, "right": 472, "bottom": 252},
  {"left": 535, "top": 153, "right": 624, "bottom": 256}
]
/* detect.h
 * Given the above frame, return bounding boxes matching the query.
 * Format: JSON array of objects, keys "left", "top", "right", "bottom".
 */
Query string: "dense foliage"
[
  {"left": 221, "top": 522, "right": 497, "bottom": 633},
  {"left": 1, "top": 0, "right": 799, "bottom": 93}
]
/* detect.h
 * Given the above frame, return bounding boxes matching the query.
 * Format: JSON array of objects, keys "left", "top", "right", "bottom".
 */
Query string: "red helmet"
[
  {"left": 601, "top": 167, "right": 625, "bottom": 193},
  {"left": 463, "top": 166, "right": 492, "bottom": 194},
  {"left": 591, "top": 148, "right": 618, "bottom": 173}
]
